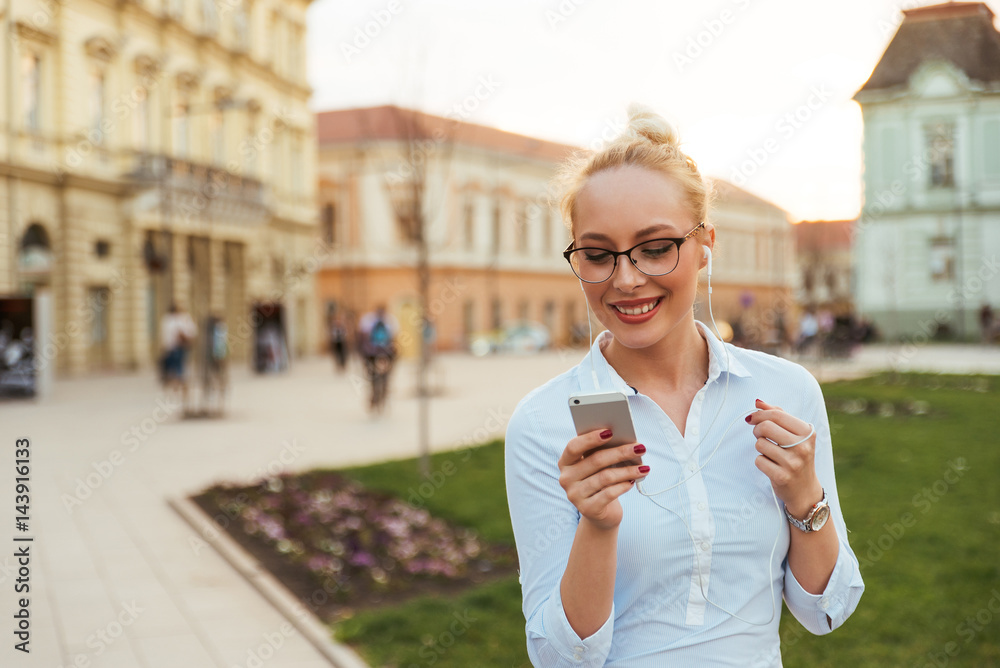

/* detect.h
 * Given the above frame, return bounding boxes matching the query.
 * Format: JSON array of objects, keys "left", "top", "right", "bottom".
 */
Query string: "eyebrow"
[{"left": 579, "top": 224, "right": 677, "bottom": 242}]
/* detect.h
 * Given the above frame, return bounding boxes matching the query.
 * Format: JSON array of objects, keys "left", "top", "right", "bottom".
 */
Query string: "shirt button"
[
  {"left": 698, "top": 502, "right": 707, "bottom": 511},
  {"left": 820, "top": 598, "right": 830, "bottom": 610},
  {"left": 688, "top": 462, "right": 697, "bottom": 472},
  {"left": 700, "top": 541, "right": 710, "bottom": 551}
]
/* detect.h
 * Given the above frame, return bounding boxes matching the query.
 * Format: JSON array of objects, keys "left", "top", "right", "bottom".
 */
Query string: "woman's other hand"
[{"left": 747, "top": 398, "right": 824, "bottom": 519}]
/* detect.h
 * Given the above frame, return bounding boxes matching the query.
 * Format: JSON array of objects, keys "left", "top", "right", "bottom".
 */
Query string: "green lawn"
[{"left": 335, "top": 373, "right": 1000, "bottom": 667}]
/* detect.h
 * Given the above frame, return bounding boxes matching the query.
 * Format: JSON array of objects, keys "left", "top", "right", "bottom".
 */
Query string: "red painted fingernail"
[
  {"left": 755, "top": 398, "right": 762, "bottom": 403},
  {"left": 745, "top": 415, "right": 752, "bottom": 423},
  {"left": 638, "top": 465, "right": 650, "bottom": 473},
  {"left": 634, "top": 444, "right": 646, "bottom": 454},
  {"left": 629, "top": 479, "right": 635, "bottom": 484},
  {"left": 600, "top": 429, "right": 613, "bottom": 439}
]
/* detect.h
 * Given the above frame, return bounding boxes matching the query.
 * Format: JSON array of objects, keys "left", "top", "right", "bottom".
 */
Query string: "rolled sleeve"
[
  {"left": 782, "top": 538, "right": 864, "bottom": 634},
  {"left": 525, "top": 587, "right": 614, "bottom": 666},
  {"left": 506, "top": 393, "right": 616, "bottom": 667}
]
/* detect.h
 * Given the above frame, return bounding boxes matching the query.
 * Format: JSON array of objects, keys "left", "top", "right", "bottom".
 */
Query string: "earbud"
[{"left": 703, "top": 245, "right": 713, "bottom": 280}]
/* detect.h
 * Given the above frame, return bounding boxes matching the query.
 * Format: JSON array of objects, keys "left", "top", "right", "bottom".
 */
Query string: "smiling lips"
[{"left": 611, "top": 297, "right": 662, "bottom": 318}]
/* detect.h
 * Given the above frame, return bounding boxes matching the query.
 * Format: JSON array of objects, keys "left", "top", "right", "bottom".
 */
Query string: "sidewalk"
[{"left": 2, "top": 342, "right": 997, "bottom": 667}]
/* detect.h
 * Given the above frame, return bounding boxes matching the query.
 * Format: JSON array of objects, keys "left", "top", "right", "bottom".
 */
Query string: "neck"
[{"left": 602, "top": 316, "right": 710, "bottom": 393}]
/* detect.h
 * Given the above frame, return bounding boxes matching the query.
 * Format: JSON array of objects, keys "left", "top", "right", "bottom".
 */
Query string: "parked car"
[{"left": 469, "top": 321, "right": 552, "bottom": 356}]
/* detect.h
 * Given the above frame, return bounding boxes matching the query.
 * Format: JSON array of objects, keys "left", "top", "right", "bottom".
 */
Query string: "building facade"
[
  {"left": 0, "top": 0, "right": 319, "bottom": 376},
  {"left": 315, "top": 106, "right": 797, "bottom": 355},
  {"left": 794, "top": 219, "right": 855, "bottom": 313},
  {"left": 703, "top": 180, "right": 797, "bottom": 349},
  {"left": 853, "top": 2, "right": 1000, "bottom": 340}
]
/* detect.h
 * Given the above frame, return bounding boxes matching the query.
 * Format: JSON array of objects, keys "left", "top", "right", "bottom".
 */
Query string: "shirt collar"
[{"left": 577, "top": 319, "right": 751, "bottom": 393}]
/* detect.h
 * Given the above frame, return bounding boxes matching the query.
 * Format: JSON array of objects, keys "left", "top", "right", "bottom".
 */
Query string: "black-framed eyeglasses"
[{"left": 563, "top": 222, "right": 705, "bottom": 284}]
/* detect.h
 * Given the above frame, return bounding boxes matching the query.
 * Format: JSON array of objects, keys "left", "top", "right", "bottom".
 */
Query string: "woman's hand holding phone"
[{"left": 557, "top": 429, "right": 650, "bottom": 531}]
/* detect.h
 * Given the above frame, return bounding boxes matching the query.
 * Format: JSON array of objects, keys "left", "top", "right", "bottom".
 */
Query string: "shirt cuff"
[
  {"left": 783, "top": 540, "right": 853, "bottom": 635},
  {"left": 541, "top": 588, "right": 615, "bottom": 665}
]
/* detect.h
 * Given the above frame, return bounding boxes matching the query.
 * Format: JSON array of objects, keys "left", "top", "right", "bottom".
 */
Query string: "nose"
[{"left": 611, "top": 254, "right": 646, "bottom": 292}]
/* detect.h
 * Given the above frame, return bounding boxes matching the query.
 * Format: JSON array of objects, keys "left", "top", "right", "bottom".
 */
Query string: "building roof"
[
  {"left": 316, "top": 105, "right": 579, "bottom": 163},
  {"left": 794, "top": 220, "right": 855, "bottom": 252},
  {"left": 858, "top": 2, "right": 1000, "bottom": 93},
  {"left": 709, "top": 178, "right": 786, "bottom": 214}
]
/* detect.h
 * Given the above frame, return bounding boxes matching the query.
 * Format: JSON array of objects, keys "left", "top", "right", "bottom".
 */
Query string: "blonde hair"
[{"left": 556, "top": 103, "right": 712, "bottom": 238}]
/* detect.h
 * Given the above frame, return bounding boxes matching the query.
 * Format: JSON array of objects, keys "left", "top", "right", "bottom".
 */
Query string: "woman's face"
[{"left": 572, "top": 165, "right": 713, "bottom": 351}]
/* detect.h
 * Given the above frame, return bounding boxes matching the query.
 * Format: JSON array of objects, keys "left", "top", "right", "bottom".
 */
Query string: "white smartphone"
[{"left": 568, "top": 391, "right": 638, "bottom": 460}]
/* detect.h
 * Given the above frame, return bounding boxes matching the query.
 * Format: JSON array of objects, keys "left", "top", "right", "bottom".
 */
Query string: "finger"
[
  {"left": 577, "top": 441, "right": 646, "bottom": 475},
  {"left": 559, "top": 428, "right": 616, "bottom": 466},
  {"left": 755, "top": 398, "right": 784, "bottom": 412},
  {"left": 560, "top": 442, "right": 645, "bottom": 492},
  {"left": 573, "top": 461, "right": 650, "bottom": 502},
  {"left": 754, "top": 454, "right": 791, "bottom": 488},
  {"left": 747, "top": 407, "right": 810, "bottom": 437},
  {"left": 752, "top": 420, "right": 798, "bottom": 448},
  {"left": 578, "top": 472, "right": 649, "bottom": 512}
]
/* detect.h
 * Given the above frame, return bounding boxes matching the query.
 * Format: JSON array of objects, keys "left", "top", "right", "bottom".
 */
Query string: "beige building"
[
  {"left": 0, "top": 0, "right": 319, "bottom": 376},
  {"left": 704, "top": 180, "right": 797, "bottom": 348},
  {"left": 315, "top": 105, "right": 797, "bottom": 355},
  {"left": 794, "top": 219, "right": 855, "bottom": 313}
]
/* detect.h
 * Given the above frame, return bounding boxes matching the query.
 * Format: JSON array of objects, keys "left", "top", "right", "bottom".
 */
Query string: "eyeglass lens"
[{"left": 569, "top": 239, "right": 680, "bottom": 283}]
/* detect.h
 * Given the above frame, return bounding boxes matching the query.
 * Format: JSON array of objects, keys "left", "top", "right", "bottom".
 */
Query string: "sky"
[{"left": 305, "top": 0, "right": 1000, "bottom": 223}]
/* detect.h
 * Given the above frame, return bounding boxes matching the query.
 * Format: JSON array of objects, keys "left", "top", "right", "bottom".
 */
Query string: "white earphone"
[{"left": 703, "top": 245, "right": 713, "bottom": 281}]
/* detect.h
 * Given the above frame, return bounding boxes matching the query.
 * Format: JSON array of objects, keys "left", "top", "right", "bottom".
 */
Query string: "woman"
[{"left": 504, "top": 105, "right": 863, "bottom": 667}]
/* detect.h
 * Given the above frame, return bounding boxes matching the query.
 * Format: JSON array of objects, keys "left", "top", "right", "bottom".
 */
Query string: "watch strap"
[{"left": 785, "top": 488, "right": 828, "bottom": 533}]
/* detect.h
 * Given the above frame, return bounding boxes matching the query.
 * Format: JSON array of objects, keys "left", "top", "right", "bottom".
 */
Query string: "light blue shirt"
[{"left": 504, "top": 321, "right": 864, "bottom": 667}]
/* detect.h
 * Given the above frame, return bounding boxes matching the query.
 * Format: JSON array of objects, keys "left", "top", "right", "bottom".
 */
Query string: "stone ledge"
[{"left": 168, "top": 495, "right": 371, "bottom": 668}]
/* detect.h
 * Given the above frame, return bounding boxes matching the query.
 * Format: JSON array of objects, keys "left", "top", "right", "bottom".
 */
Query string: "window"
[
  {"left": 392, "top": 188, "right": 419, "bottom": 243},
  {"left": 926, "top": 123, "right": 955, "bottom": 188},
  {"left": 491, "top": 298, "right": 502, "bottom": 330},
  {"left": 211, "top": 107, "right": 225, "bottom": 165},
  {"left": 21, "top": 52, "right": 41, "bottom": 132},
  {"left": 244, "top": 107, "right": 258, "bottom": 175},
  {"left": 492, "top": 201, "right": 502, "bottom": 254},
  {"left": 542, "top": 207, "right": 554, "bottom": 255},
  {"left": 543, "top": 300, "right": 555, "bottom": 335},
  {"left": 463, "top": 199, "right": 475, "bottom": 251},
  {"left": 269, "top": 11, "right": 280, "bottom": 64},
  {"left": 95, "top": 239, "right": 111, "bottom": 258},
  {"left": 173, "top": 92, "right": 190, "bottom": 158},
  {"left": 463, "top": 300, "right": 474, "bottom": 340},
  {"left": 516, "top": 203, "right": 529, "bottom": 254},
  {"left": 291, "top": 133, "right": 302, "bottom": 194},
  {"left": 984, "top": 119, "right": 1000, "bottom": 178},
  {"left": 322, "top": 203, "right": 336, "bottom": 245},
  {"left": 133, "top": 82, "right": 150, "bottom": 151},
  {"left": 89, "top": 71, "right": 106, "bottom": 142},
  {"left": 929, "top": 237, "right": 955, "bottom": 281}
]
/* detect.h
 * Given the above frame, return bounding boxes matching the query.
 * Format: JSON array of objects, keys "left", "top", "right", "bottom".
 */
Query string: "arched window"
[{"left": 19, "top": 223, "right": 53, "bottom": 275}]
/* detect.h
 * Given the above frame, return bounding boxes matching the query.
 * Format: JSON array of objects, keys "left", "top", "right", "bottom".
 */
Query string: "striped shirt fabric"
[{"left": 504, "top": 320, "right": 864, "bottom": 667}]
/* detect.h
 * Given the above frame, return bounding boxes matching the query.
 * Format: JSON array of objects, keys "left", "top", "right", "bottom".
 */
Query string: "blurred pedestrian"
[
  {"left": 160, "top": 303, "right": 197, "bottom": 409},
  {"left": 329, "top": 313, "right": 348, "bottom": 372},
  {"left": 981, "top": 303, "right": 995, "bottom": 344},
  {"left": 358, "top": 304, "right": 399, "bottom": 412},
  {"left": 796, "top": 308, "right": 819, "bottom": 355}
]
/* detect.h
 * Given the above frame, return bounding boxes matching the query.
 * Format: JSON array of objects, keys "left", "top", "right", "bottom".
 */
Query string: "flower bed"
[{"left": 193, "top": 470, "right": 516, "bottom": 620}]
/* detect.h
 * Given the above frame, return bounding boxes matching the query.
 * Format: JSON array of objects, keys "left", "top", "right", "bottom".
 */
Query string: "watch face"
[{"left": 810, "top": 505, "right": 831, "bottom": 531}]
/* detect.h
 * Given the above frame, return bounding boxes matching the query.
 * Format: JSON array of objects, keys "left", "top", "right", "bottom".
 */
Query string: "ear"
[{"left": 699, "top": 224, "right": 716, "bottom": 269}]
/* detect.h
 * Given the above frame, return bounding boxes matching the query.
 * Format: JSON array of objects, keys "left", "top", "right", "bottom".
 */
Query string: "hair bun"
[{"left": 625, "top": 103, "right": 680, "bottom": 148}]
